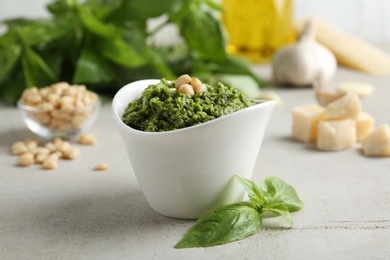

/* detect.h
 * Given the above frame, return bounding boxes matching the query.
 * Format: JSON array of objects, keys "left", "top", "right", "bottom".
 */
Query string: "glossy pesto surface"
[{"left": 122, "top": 79, "right": 254, "bottom": 132}]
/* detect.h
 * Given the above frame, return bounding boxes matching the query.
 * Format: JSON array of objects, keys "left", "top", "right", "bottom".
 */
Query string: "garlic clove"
[{"left": 314, "top": 82, "right": 345, "bottom": 107}]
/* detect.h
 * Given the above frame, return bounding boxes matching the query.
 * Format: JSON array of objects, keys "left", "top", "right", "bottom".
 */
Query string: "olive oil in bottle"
[{"left": 222, "top": 0, "right": 295, "bottom": 63}]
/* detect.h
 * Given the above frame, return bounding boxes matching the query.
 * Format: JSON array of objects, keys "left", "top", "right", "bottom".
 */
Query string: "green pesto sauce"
[{"left": 122, "top": 79, "right": 254, "bottom": 132}]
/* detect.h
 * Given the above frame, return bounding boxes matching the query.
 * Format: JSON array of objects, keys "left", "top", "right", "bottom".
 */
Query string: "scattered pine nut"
[
  {"left": 78, "top": 133, "right": 97, "bottom": 145},
  {"left": 94, "top": 163, "right": 108, "bottom": 171},
  {"left": 12, "top": 141, "right": 27, "bottom": 155},
  {"left": 45, "top": 142, "right": 56, "bottom": 153},
  {"left": 47, "top": 153, "right": 60, "bottom": 161},
  {"left": 25, "top": 139, "right": 39, "bottom": 150},
  {"left": 57, "top": 141, "right": 71, "bottom": 154},
  {"left": 42, "top": 157, "right": 58, "bottom": 170},
  {"left": 10, "top": 136, "right": 93, "bottom": 171},
  {"left": 19, "top": 152, "right": 34, "bottom": 167},
  {"left": 65, "top": 147, "right": 80, "bottom": 160},
  {"left": 53, "top": 137, "right": 63, "bottom": 146},
  {"left": 35, "top": 153, "right": 48, "bottom": 164}
]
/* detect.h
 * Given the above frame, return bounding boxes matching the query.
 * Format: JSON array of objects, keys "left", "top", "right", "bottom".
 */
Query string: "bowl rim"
[
  {"left": 112, "top": 79, "right": 276, "bottom": 136},
  {"left": 17, "top": 95, "right": 101, "bottom": 113}
]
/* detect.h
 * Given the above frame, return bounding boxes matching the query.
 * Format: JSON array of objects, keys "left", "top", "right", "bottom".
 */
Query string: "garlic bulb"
[{"left": 272, "top": 19, "right": 337, "bottom": 87}]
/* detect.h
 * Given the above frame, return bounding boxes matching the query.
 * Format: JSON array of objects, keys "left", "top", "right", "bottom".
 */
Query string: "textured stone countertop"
[{"left": 1, "top": 64, "right": 390, "bottom": 259}]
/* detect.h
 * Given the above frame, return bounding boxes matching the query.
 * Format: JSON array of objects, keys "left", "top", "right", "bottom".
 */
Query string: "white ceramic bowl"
[{"left": 112, "top": 79, "right": 276, "bottom": 219}]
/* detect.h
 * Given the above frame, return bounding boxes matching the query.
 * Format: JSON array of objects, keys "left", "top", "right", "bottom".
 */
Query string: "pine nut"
[
  {"left": 94, "top": 163, "right": 108, "bottom": 171},
  {"left": 178, "top": 84, "right": 195, "bottom": 95},
  {"left": 78, "top": 133, "right": 97, "bottom": 145},
  {"left": 12, "top": 141, "right": 28, "bottom": 155},
  {"left": 19, "top": 152, "right": 34, "bottom": 167},
  {"left": 175, "top": 74, "right": 192, "bottom": 89}
]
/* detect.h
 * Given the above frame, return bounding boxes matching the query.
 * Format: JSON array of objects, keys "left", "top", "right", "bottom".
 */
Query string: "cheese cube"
[
  {"left": 317, "top": 119, "right": 357, "bottom": 151},
  {"left": 292, "top": 104, "right": 324, "bottom": 142},
  {"left": 362, "top": 124, "right": 390, "bottom": 157},
  {"left": 323, "top": 92, "right": 360, "bottom": 120},
  {"left": 356, "top": 112, "right": 375, "bottom": 142}
]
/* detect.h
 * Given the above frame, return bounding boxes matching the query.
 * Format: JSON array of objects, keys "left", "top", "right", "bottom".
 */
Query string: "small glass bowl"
[{"left": 17, "top": 96, "right": 100, "bottom": 139}]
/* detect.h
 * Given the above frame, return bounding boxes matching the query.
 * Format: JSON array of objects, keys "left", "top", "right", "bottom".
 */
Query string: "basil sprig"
[{"left": 175, "top": 176, "right": 304, "bottom": 248}]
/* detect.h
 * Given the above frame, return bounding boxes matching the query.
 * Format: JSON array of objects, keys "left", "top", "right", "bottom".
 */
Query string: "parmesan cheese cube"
[
  {"left": 362, "top": 124, "right": 390, "bottom": 157},
  {"left": 292, "top": 104, "right": 324, "bottom": 142},
  {"left": 356, "top": 112, "right": 375, "bottom": 142},
  {"left": 323, "top": 92, "right": 360, "bottom": 120},
  {"left": 317, "top": 119, "right": 357, "bottom": 151}
]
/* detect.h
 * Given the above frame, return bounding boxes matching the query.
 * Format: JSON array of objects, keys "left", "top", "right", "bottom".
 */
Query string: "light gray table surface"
[{"left": 1, "top": 63, "right": 390, "bottom": 260}]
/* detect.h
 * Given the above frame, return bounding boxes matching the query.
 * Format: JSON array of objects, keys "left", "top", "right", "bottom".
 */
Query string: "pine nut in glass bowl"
[
  {"left": 112, "top": 77, "right": 276, "bottom": 219},
  {"left": 17, "top": 82, "right": 100, "bottom": 139}
]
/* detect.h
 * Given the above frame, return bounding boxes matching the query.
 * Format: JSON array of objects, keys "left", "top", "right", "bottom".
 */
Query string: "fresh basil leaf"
[
  {"left": 61, "top": 26, "right": 83, "bottom": 64},
  {"left": 0, "top": 64, "right": 27, "bottom": 104},
  {"left": 36, "top": 41, "right": 64, "bottom": 78},
  {"left": 0, "top": 44, "right": 22, "bottom": 85},
  {"left": 21, "top": 46, "right": 58, "bottom": 87},
  {"left": 3, "top": 18, "right": 34, "bottom": 28},
  {"left": 263, "top": 203, "right": 293, "bottom": 227},
  {"left": 46, "top": 0, "right": 68, "bottom": 15},
  {"left": 5, "top": 18, "right": 65, "bottom": 46},
  {"left": 45, "top": 0, "right": 84, "bottom": 63},
  {"left": 210, "top": 74, "right": 262, "bottom": 99},
  {"left": 259, "top": 177, "right": 304, "bottom": 213},
  {"left": 106, "top": 0, "right": 182, "bottom": 24},
  {"left": 87, "top": 0, "right": 121, "bottom": 19},
  {"left": 175, "top": 201, "right": 262, "bottom": 248},
  {"left": 203, "top": 0, "right": 223, "bottom": 11},
  {"left": 73, "top": 49, "right": 116, "bottom": 84},
  {"left": 77, "top": 5, "right": 120, "bottom": 38},
  {"left": 214, "top": 55, "right": 251, "bottom": 74},
  {"left": 174, "top": 2, "right": 226, "bottom": 62},
  {"left": 190, "top": 56, "right": 266, "bottom": 89},
  {"left": 235, "top": 175, "right": 264, "bottom": 205},
  {"left": 112, "top": 64, "right": 165, "bottom": 89},
  {"left": 96, "top": 37, "right": 146, "bottom": 68},
  {"left": 121, "top": 25, "right": 174, "bottom": 78},
  {"left": 190, "top": 59, "right": 218, "bottom": 76},
  {"left": 147, "top": 48, "right": 176, "bottom": 79},
  {"left": 215, "top": 56, "right": 267, "bottom": 87}
]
